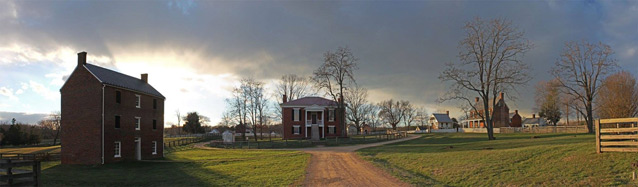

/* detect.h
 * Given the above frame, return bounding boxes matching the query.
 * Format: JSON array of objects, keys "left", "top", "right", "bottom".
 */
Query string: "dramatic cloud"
[{"left": 0, "top": 0, "right": 637, "bottom": 125}]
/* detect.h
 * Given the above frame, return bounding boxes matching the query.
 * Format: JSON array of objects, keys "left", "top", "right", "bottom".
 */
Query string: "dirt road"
[{"left": 294, "top": 135, "right": 419, "bottom": 187}]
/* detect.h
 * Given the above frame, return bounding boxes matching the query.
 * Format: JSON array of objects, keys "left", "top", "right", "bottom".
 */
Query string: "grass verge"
[{"left": 357, "top": 133, "right": 638, "bottom": 186}]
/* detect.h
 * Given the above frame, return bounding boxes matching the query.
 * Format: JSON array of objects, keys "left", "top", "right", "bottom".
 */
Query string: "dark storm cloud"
[{"left": 1, "top": 0, "right": 637, "bottom": 116}]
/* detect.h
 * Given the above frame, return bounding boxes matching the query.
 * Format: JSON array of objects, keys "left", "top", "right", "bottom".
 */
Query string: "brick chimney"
[
  {"left": 77, "top": 52, "right": 87, "bottom": 66},
  {"left": 499, "top": 92, "right": 504, "bottom": 100},
  {"left": 282, "top": 94, "right": 287, "bottom": 103},
  {"left": 532, "top": 114, "right": 536, "bottom": 118},
  {"left": 475, "top": 97, "right": 479, "bottom": 102},
  {"left": 141, "top": 73, "right": 148, "bottom": 83},
  {"left": 515, "top": 110, "right": 518, "bottom": 114},
  {"left": 446, "top": 111, "right": 449, "bottom": 115}
]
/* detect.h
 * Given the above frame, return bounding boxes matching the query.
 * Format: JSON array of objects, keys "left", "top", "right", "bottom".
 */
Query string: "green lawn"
[
  {"left": 358, "top": 133, "right": 638, "bottom": 186},
  {"left": 41, "top": 148, "right": 309, "bottom": 186},
  {"left": 0, "top": 145, "right": 61, "bottom": 154}
]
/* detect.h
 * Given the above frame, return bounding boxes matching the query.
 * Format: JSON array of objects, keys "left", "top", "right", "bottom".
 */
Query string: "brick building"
[
  {"left": 463, "top": 92, "right": 511, "bottom": 128},
  {"left": 60, "top": 52, "right": 165, "bottom": 164},
  {"left": 280, "top": 96, "right": 346, "bottom": 140}
]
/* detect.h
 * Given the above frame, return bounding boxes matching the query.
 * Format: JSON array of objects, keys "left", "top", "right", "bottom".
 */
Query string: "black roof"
[{"left": 85, "top": 64, "right": 165, "bottom": 99}]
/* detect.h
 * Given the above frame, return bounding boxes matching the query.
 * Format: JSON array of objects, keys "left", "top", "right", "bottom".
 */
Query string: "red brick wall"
[
  {"left": 61, "top": 66, "right": 103, "bottom": 165},
  {"left": 103, "top": 87, "right": 164, "bottom": 163},
  {"left": 282, "top": 107, "right": 344, "bottom": 139},
  {"left": 61, "top": 65, "right": 164, "bottom": 165}
]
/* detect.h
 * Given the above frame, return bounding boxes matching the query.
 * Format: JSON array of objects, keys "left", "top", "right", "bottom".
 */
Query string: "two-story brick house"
[
  {"left": 280, "top": 96, "right": 346, "bottom": 140},
  {"left": 463, "top": 92, "right": 510, "bottom": 128},
  {"left": 60, "top": 52, "right": 165, "bottom": 165}
]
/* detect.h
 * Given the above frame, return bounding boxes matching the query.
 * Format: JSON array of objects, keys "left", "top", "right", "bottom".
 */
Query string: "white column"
[{"left": 304, "top": 110, "right": 308, "bottom": 138}]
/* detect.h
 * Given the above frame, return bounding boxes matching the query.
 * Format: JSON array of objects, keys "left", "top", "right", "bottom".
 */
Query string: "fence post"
[
  {"left": 595, "top": 119, "right": 601, "bottom": 154},
  {"left": 34, "top": 161, "right": 41, "bottom": 186}
]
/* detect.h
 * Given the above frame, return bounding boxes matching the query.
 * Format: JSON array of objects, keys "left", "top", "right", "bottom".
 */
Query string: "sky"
[{"left": 0, "top": 0, "right": 637, "bottom": 126}]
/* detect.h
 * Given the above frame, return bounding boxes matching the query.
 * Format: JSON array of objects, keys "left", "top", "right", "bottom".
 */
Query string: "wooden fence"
[
  {"left": 595, "top": 118, "right": 638, "bottom": 153},
  {"left": 163, "top": 134, "right": 221, "bottom": 149},
  {"left": 500, "top": 126, "right": 588, "bottom": 134},
  {"left": 0, "top": 159, "right": 41, "bottom": 186},
  {"left": 0, "top": 153, "right": 60, "bottom": 161}
]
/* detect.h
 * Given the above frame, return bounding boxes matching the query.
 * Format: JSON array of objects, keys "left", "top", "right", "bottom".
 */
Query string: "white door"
[{"left": 135, "top": 137, "right": 141, "bottom": 160}]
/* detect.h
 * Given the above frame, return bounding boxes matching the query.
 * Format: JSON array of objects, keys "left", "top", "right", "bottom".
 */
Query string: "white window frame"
[
  {"left": 135, "top": 94, "right": 141, "bottom": 108},
  {"left": 152, "top": 141, "right": 157, "bottom": 155},
  {"left": 114, "top": 141, "right": 121, "bottom": 158},
  {"left": 293, "top": 108, "right": 300, "bottom": 121},
  {"left": 328, "top": 125, "right": 335, "bottom": 134},
  {"left": 135, "top": 117, "right": 141, "bottom": 130},
  {"left": 328, "top": 109, "right": 335, "bottom": 122},
  {"left": 293, "top": 125, "right": 300, "bottom": 135}
]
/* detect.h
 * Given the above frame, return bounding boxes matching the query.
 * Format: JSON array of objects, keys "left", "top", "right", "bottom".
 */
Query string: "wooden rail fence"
[
  {"left": 0, "top": 159, "right": 41, "bottom": 186},
  {"left": 0, "top": 153, "right": 60, "bottom": 161},
  {"left": 595, "top": 118, "right": 638, "bottom": 153}
]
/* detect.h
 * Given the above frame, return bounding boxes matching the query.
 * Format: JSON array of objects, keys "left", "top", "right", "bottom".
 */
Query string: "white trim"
[
  {"left": 114, "top": 141, "right": 121, "bottom": 158},
  {"left": 135, "top": 117, "right": 141, "bottom": 130},
  {"left": 328, "top": 109, "right": 335, "bottom": 122},
  {"left": 135, "top": 94, "right": 141, "bottom": 108},
  {"left": 293, "top": 108, "right": 300, "bottom": 121},
  {"left": 152, "top": 141, "right": 157, "bottom": 155},
  {"left": 293, "top": 125, "right": 300, "bottom": 135}
]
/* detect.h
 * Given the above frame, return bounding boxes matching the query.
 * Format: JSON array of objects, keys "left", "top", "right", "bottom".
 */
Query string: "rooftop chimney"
[
  {"left": 515, "top": 110, "right": 518, "bottom": 114},
  {"left": 77, "top": 52, "right": 87, "bottom": 66},
  {"left": 283, "top": 94, "right": 287, "bottom": 103},
  {"left": 475, "top": 97, "right": 479, "bottom": 102},
  {"left": 532, "top": 114, "right": 536, "bottom": 118},
  {"left": 141, "top": 73, "right": 148, "bottom": 83},
  {"left": 500, "top": 92, "right": 504, "bottom": 100},
  {"left": 446, "top": 111, "right": 449, "bottom": 115}
]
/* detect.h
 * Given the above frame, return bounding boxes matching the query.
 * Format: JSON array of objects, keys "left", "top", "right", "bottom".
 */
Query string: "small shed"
[{"left": 222, "top": 130, "right": 235, "bottom": 144}]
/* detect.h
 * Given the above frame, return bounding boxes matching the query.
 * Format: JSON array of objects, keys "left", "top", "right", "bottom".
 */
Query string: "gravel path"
[{"left": 293, "top": 135, "right": 419, "bottom": 187}]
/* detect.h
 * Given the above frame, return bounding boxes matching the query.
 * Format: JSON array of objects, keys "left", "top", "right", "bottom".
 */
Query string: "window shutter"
[{"left": 291, "top": 110, "right": 294, "bottom": 121}]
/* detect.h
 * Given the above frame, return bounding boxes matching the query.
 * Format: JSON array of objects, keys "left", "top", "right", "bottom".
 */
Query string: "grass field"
[
  {"left": 40, "top": 148, "right": 309, "bottom": 186},
  {"left": 0, "top": 145, "right": 61, "bottom": 154},
  {"left": 358, "top": 133, "right": 638, "bottom": 186}
]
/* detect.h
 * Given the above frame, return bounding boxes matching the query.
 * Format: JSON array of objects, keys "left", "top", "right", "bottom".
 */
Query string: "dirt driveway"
[{"left": 292, "top": 135, "right": 419, "bottom": 187}]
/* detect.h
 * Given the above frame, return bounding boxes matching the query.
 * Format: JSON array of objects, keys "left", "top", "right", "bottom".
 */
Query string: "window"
[
  {"left": 152, "top": 141, "right": 157, "bottom": 155},
  {"left": 116, "top": 91, "right": 121, "bottom": 104},
  {"left": 153, "top": 99, "right": 157, "bottom": 109},
  {"left": 114, "top": 141, "right": 121, "bottom": 157},
  {"left": 135, "top": 117, "right": 141, "bottom": 130},
  {"left": 293, "top": 108, "right": 300, "bottom": 121},
  {"left": 115, "top": 116, "right": 120, "bottom": 129},
  {"left": 328, "top": 126, "right": 335, "bottom": 134},
  {"left": 328, "top": 109, "right": 335, "bottom": 122},
  {"left": 153, "top": 120, "right": 157, "bottom": 130},
  {"left": 293, "top": 125, "right": 300, "bottom": 135},
  {"left": 135, "top": 94, "right": 141, "bottom": 108}
]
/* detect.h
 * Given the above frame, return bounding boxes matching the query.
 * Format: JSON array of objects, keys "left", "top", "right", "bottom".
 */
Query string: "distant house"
[
  {"left": 360, "top": 123, "right": 372, "bottom": 134},
  {"left": 61, "top": 52, "right": 165, "bottom": 165},
  {"left": 280, "top": 96, "right": 346, "bottom": 140},
  {"left": 209, "top": 129, "right": 220, "bottom": 135},
  {"left": 522, "top": 114, "right": 549, "bottom": 127},
  {"left": 462, "top": 92, "right": 510, "bottom": 128},
  {"left": 347, "top": 125, "right": 358, "bottom": 135},
  {"left": 510, "top": 110, "right": 522, "bottom": 127},
  {"left": 429, "top": 111, "right": 453, "bottom": 129}
]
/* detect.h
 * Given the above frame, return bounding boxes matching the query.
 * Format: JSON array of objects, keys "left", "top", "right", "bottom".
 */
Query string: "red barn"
[
  {"left": 280, "top": 96, "right": 346, "bottom": 140},
  {"left": 60, "top": 52, "right": 165, "bottom": 164}
]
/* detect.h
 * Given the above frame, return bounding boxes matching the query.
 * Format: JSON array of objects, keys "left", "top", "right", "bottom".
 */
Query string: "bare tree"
[
  {"left": 227, "top": 85, "right": 248, "bottom": 140},
  {"left": 345, "top": 85, "right": 369, "bottom": 135},
  {"left": 378, "top": 99, "right": 405, "bottom": 130},
  {"left": 217, "top": 110, "right": 234, "bottom": 127},
  {"left": 273, "top": 74, "right": 315, "bottom": 122},
  {"left": 551, "top": 41, "right": 617, "bottom": 133},
  {"left": 175, "top": 110, "right": 182, "bottom": 135},
  {"left": 401, "top": 101, "right": 416, "bottom": 129},
  {"left": 38, "top": 111, "right": 61, "bottom": 145},
  {"left": 363, "top": 104, "right": 381, "bottom": 131},
  {"left": 596, "top": 71, "right": 638, "bottom": 118},
  {"left": 414, "top": 107, "right": 429, "bottom": 128},
  {"left": 241, "top": 78, "right": 269, "bottom": 141},
  {"left": 439, "top": 17, "right": 532, "bottom": 140},
  {"left": 535, "top": 79, "right": 562, "bottom": 125},
  {"left": 312, "top": 46, "right": 358, "bottom": 137}
]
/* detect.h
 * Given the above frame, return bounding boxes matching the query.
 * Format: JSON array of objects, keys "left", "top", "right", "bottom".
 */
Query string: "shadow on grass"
[{"left": 42, "top": 161, "right": 233, "bottom": 186}]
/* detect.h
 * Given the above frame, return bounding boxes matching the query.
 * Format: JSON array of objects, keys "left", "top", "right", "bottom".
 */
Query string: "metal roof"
[
  {"left": 85, "top": 64, "right": 165, "bottom": 99},
  {"left": 280, "top": 97, "right": 338, "bottom": 107},
  {"left": 432, "top": 113, "right": 453, "bottom": 123}
]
